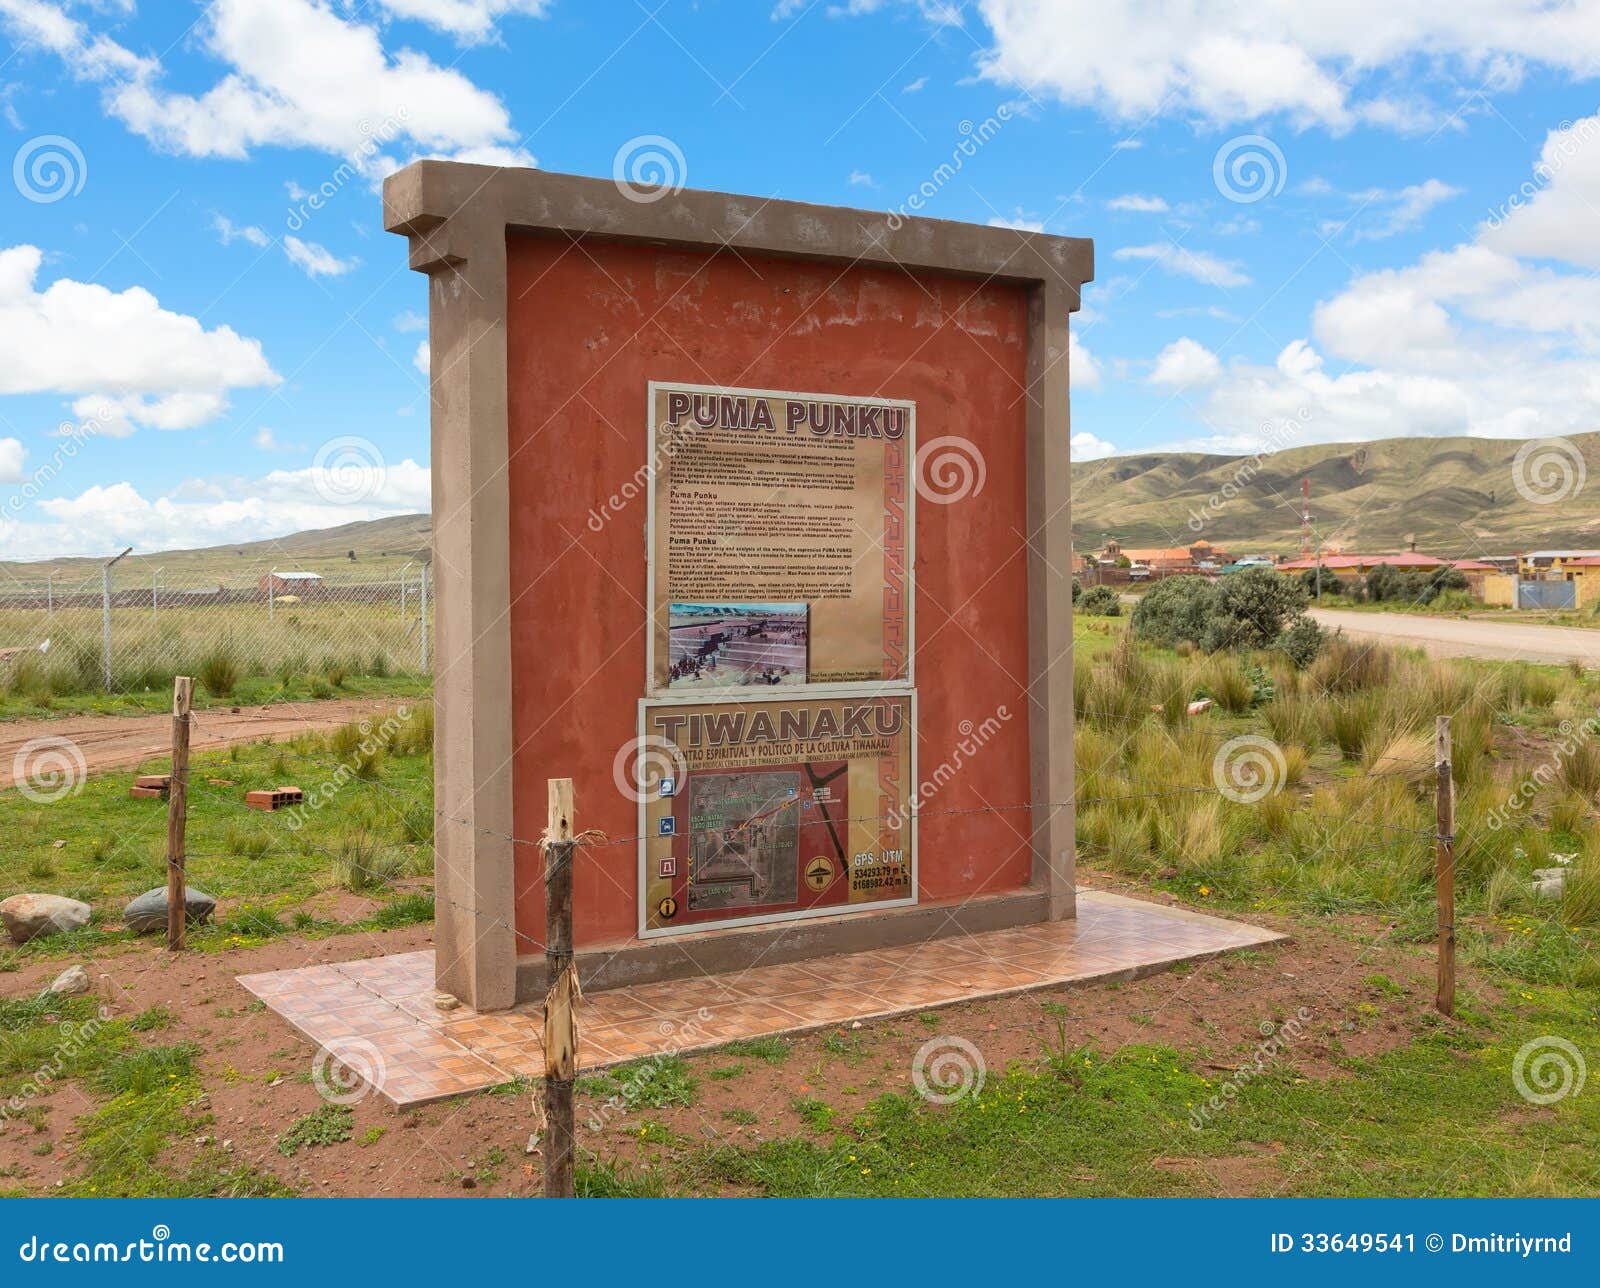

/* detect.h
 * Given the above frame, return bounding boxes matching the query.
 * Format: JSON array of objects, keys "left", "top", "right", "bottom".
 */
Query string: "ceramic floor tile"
[{"left": 238, "top": 889, "right": 1284, "bottom": 1107}]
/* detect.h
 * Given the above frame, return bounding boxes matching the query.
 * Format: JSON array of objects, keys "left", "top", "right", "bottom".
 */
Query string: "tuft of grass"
[
  {"left": 196, "top": 646, "right": 242, "bottom": 698},
  {"left": 718, "top": 1036, "right": 793, "bottom": 1064},
  {"left": 277, "top": 1103, "right": 353, "bottom": 1156}
]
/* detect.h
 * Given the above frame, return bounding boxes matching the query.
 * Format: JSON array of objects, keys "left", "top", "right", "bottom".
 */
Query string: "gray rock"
[
  {"left": 47, "top": 965, "right": 90, "bottom": 996},
  {"left": 1532, "top": 872, "right": 1567, "bottom": 901},
  {"left": 0, "top": 893, "right": 91, "bottom": 944},
  {"left": 122, "top": 886, "right": 216, "bottom": 934}
]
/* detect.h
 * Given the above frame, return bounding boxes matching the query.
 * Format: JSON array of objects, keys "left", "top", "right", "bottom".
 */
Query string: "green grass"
[
  {"left": 0, "top": 671, "right": 428, "bottom": 721},
  {"left": 277, "top": 1104, "right": 354, "bottom": 1156},
  {"left": 608, "top": 990, "right": 1600, "bottom": 1197},
  {"left": 717, "top": 1036, "right": 793, "bottom": 1064},
  {"left": 0, "top": 710, "right": 434, "bottom": 964}
]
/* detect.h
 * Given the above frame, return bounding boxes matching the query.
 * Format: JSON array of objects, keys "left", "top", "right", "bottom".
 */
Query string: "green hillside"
[
  {"left": 0, "top": 513, "right": 432, "bottom": 587},
  {"left": 1070, "top": 432, "right": 1600, "bottom": 557}
]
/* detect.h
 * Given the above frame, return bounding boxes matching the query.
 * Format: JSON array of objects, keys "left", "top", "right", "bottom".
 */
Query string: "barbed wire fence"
[{"left": 0, "top": 551, "right": 431, "bottom": 698}]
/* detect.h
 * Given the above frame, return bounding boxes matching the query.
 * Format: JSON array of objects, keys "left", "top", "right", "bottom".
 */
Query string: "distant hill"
[
  {"left": 0, "top": 513, "right": 433, "bottom": 587},
  {"left": 1070, "top": 433, "right": 1600, "bottom": 557},
  {"left": 6, "top": 430, "right": 1595, "bottom": 586}
]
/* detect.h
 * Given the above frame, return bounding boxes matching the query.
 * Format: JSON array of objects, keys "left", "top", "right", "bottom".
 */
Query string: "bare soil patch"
[{"left": 0, "top": 698, "right": 405, "bottom": 783}]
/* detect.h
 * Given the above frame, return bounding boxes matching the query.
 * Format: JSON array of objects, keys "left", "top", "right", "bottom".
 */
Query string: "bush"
[
  {"left": 1275, "top": 615, "right": 1326, "bottom": 669},
  {"left": 196, "top": 646, "right": 241, "bottom": 698},
  {"left": 1071, "top": 578, "right": 1082, "bottom": 603},
  {"left": 1132, "top": 568, "right": 1318, "bottom": 658},
  {"left": 1077, "top": 585, "right": 1121, "bottom": 616},
  {"left": 1365, "top": 564, "right": 1468, "bottom": 606}
]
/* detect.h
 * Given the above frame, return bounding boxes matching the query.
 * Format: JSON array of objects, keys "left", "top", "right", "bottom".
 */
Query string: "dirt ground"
[
  {"left": 0, "top": 884, "right": 1491, "bottom": 1198},
  {"left": 1307, "top": 605, "right": 1600, "bottom": 664},
  {"left": 0, "top": 698, "right": 407, "bottom": 783}
]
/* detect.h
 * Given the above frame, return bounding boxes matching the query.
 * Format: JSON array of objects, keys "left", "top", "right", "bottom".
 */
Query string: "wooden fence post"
[
  {"left": 166, "top": 676, "right": 193, "bottom": 951},
  {"left": 1435, "top": 715, "right": 1455, "bottom": 1016},
  {"left": 542, "top": 778, "right": 578, "bottom": 1198}
]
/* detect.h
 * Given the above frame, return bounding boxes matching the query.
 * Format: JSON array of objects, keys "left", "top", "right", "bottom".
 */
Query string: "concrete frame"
[{"left": 383, "top": 160, "right": 1092, "bottom": 1011}]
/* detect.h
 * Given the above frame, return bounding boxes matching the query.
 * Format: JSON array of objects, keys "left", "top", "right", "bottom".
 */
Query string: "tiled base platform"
[{"left": 238, "top": 889, "right": 1285, "bottom": 1107}]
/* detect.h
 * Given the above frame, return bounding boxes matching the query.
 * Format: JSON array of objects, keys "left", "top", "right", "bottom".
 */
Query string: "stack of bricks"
[{"left": 128, "top": 774, "right": 170, "bottom": 800}]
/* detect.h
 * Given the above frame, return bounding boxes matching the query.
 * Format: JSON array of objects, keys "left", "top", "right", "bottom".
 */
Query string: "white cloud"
[
  {"left": 393, "top": 309, "right": 427, "bottom": 332},
  {"left": 970, "top": 0, "right": 1600, "bottom": 132},
  {"left": 848, "top": 169, "right": 875, "bottom": 186},
  {"left": 902, "top": 75, "right": 928, "bottom": 93},
  {"left": 2, "top": 459, "right": 431, "bottom": 560},
  {"left": 0, "top": 436, "right": 23, "bottom": 483},
  {"left": 1070, "top": 332, "right": 1101, "bottom": 390},
  {"left": 0, "top": 244, "right": 277, "bottom": 434},
  {"left": 0, "top": 0, "right": 534, "bottom": 171},
  {"left": 988, "top": 213, "right": 1045, "bottom": 232},
  {"left": 212, "top": 214, "right": 270, "bottom": 248},
  {"left": 371, "top": 0, "right": 550, "bottom": 44},
  {"left": 1114, "top": 243, "right": 1249, "bottom": 287},
  {"left": 254, "top": 426, "right": 280, "bottom": 450},
  {"left": 1318, "top": 178, "right": 1461, "bottom": 241},
  {"left": 1171, "top": 114, "right": 1600, "bottom": 452},
  {"left": 413, "top": 341, "right": 430, "bottom": 374},
  {"left": 1482, "top": 118, "right": 1600, "bottom": 269},
  {"left": 1107, "top": 193, "right": 1169, "bottom": 213},
  {"left": 283, "top": 235, "right": 358, "bottom": 277},
  {"left": 1150, "top": 337, "right": 1222, "bottom": 388},
  {"left": 1070, "top": 431, "right": 1117, "bottom": 460}
]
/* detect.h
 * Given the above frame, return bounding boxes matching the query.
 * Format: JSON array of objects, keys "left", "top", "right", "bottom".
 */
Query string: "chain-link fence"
[{"left": 0, "top": 551, "right": 431, "bottom": 698}]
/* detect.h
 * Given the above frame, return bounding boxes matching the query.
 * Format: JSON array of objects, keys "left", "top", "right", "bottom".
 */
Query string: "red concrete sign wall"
[{"left": 504, "top": 233, "right": 1034, "bottom": 948}]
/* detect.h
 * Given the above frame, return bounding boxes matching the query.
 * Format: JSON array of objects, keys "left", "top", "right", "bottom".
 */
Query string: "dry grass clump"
[{"left": 1310, "top": 635, "right": 1393, "bottom": 693}]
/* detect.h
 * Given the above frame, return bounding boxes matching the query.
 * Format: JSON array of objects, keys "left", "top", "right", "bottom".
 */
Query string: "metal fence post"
[
  {"left": 101, "top": 547, "right": 131, "bottom": 691},
  {"left": 419, "top": 562, "right": 429, "bottom": 673}
]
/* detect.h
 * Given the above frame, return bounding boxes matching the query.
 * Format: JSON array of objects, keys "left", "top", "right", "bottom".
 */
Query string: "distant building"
[
  {"left": 260, "top": 570, "right": 324, "bottom": 597},
  {"left": 1276, "top": 552, "right": 1497, "bottom": 580},
  {"left": 1517, "top": 550, "right": 1600, "bottom": 579},
  {"left": 1098, "top": 538, "right": 1231, "bottom": 573}
]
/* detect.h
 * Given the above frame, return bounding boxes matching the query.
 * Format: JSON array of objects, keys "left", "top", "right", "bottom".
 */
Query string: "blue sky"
[{"left": 3, "top": 0, "right": 1600, "bottom": 558}]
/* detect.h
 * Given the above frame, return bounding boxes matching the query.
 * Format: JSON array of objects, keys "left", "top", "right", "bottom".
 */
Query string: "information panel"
[
  {"left": 648, "top": 382, "right": 913, "bottom": 695},
  {"left": 638, "top": 694, "right": 916, "bottom": 937}
]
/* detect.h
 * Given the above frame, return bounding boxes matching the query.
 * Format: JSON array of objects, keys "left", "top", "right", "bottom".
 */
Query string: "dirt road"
[
  {"left": 0, "top": 697, "right": 410, "bottom": 783},
  {"left": 1308, "top": 606, "right": 1600, "bottom": 665}
]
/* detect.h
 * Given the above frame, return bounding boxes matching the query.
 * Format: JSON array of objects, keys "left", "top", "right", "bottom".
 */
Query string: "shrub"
[
  {"left": 1077, "top": 585, "right": 1121, "bottom": 616},
  {"left": 1274, "top": 615, "right": 1326, "bottom": 668},
  {"left": 1132, "top": 568, "right": 1312, "bottom": 655},
  {"left": 196, "top": 646, "right": 241, "bottom": 698}
]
